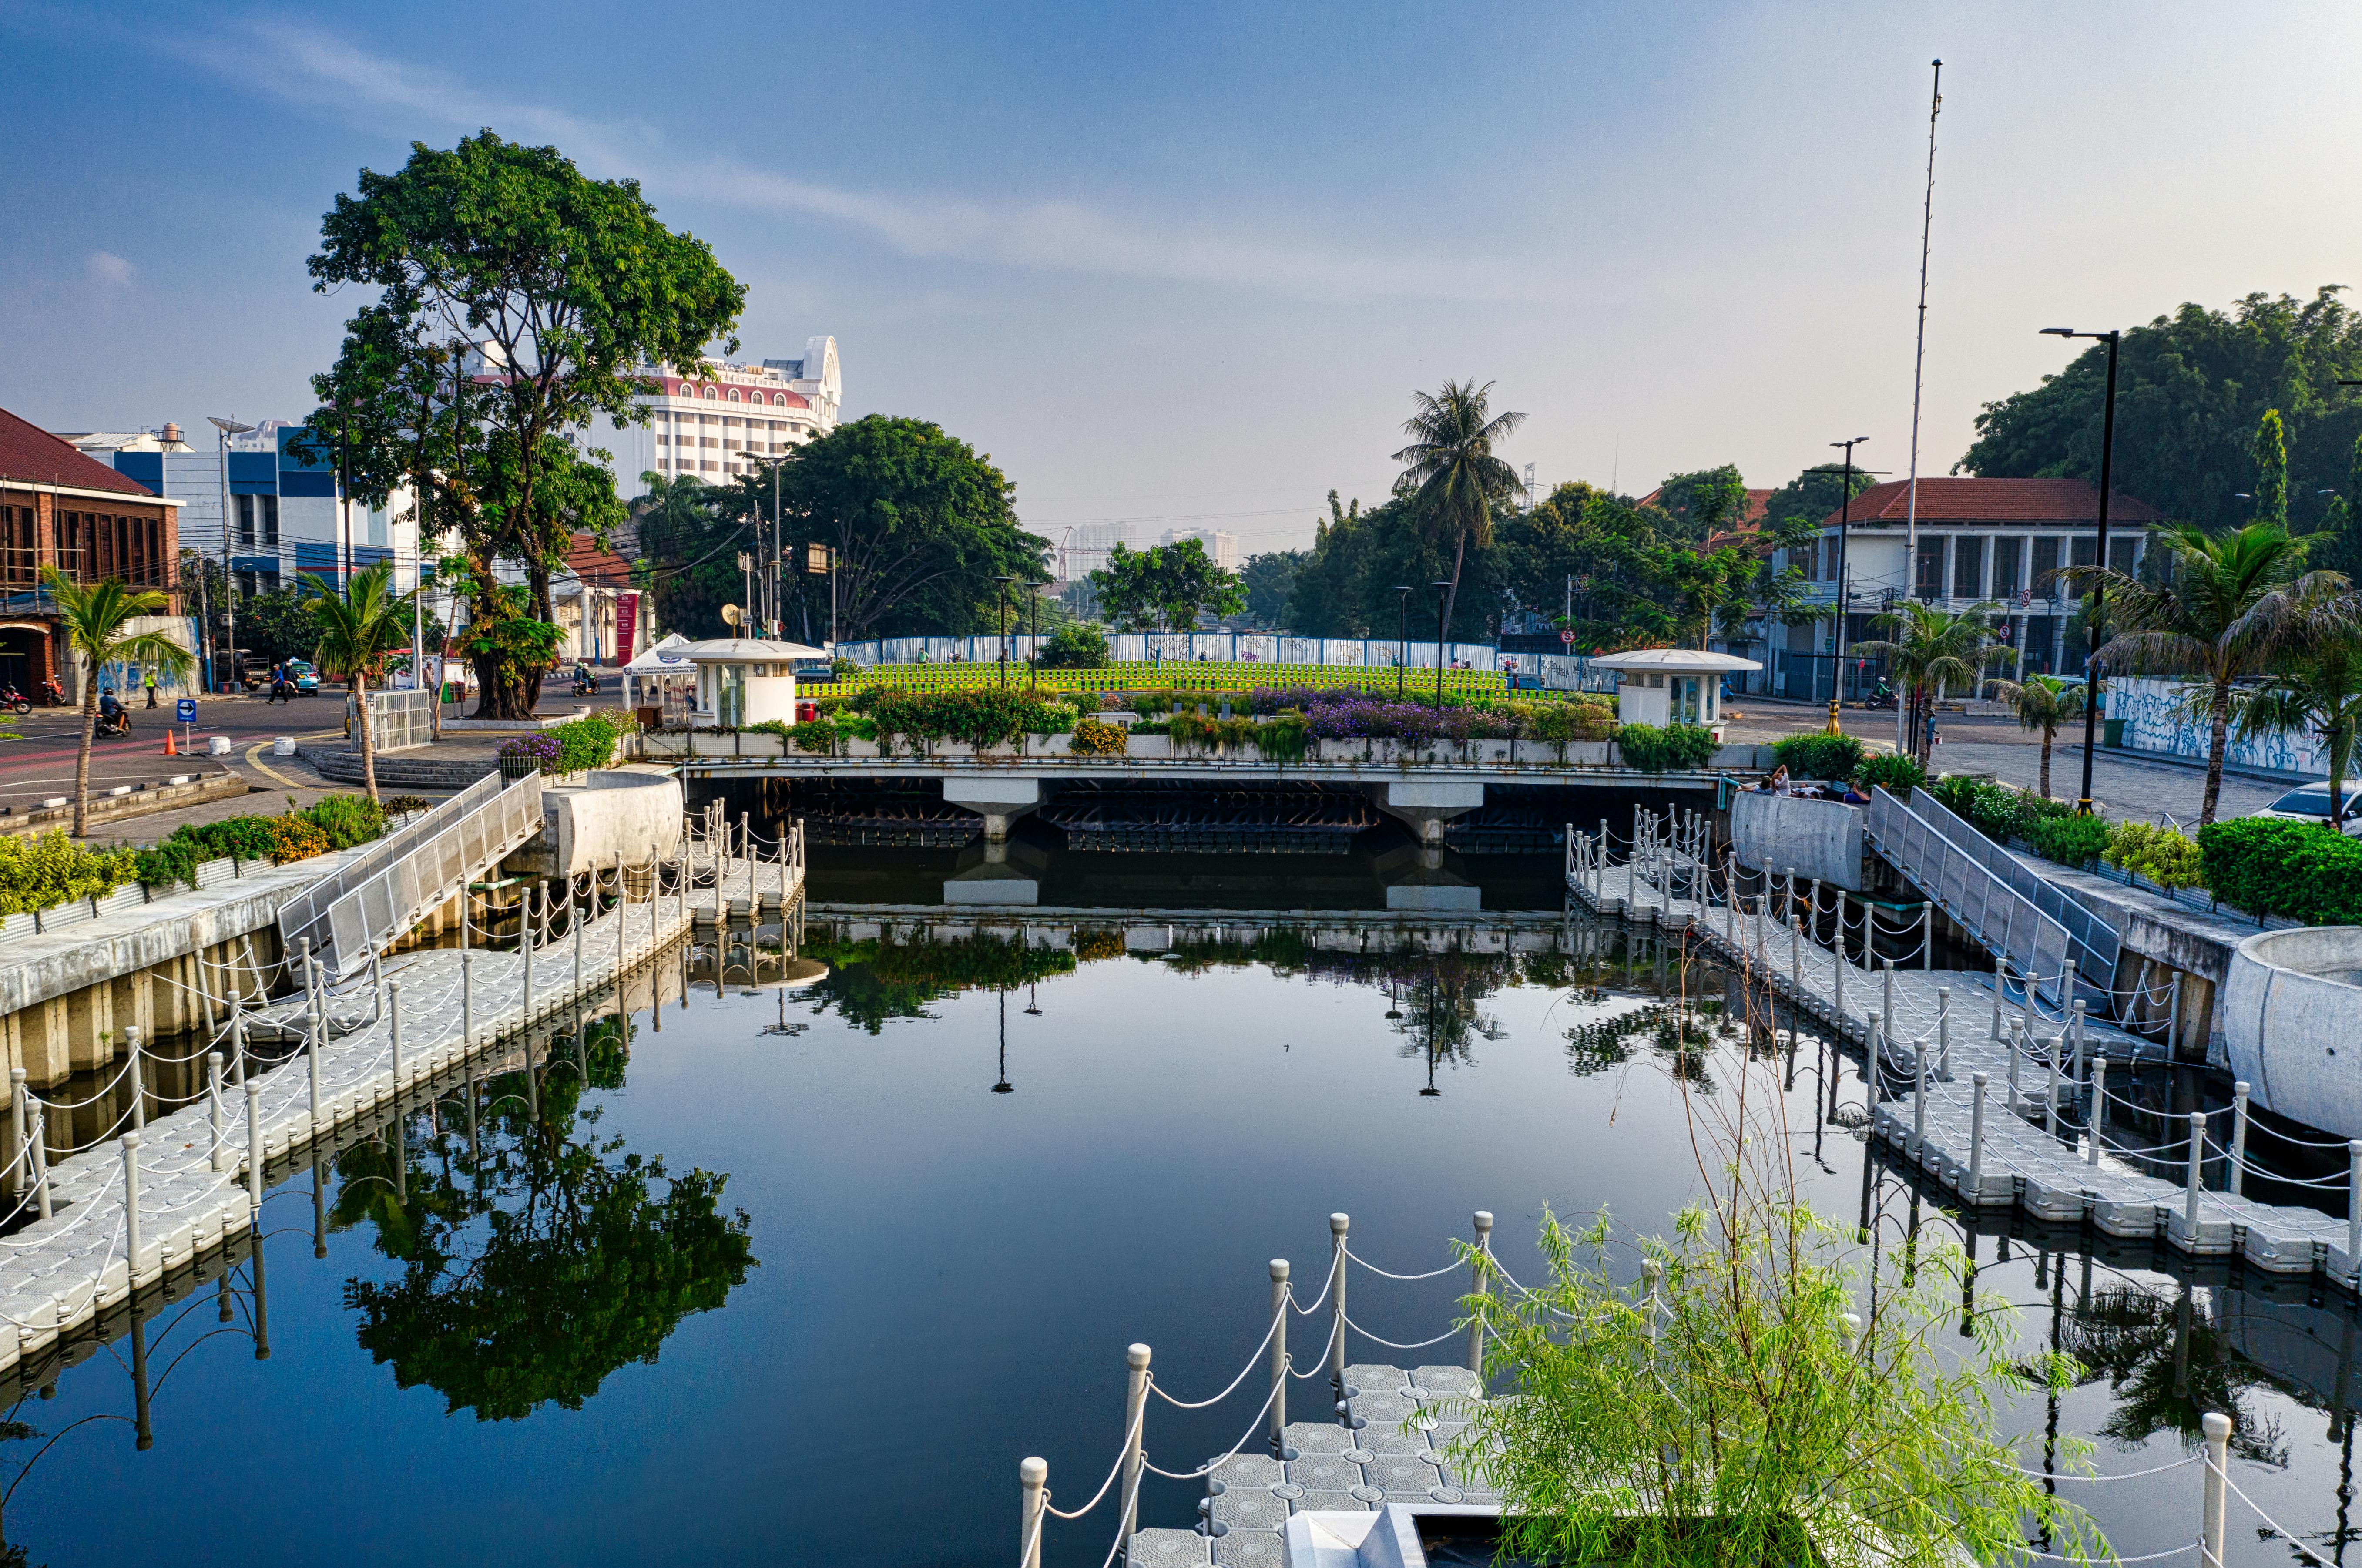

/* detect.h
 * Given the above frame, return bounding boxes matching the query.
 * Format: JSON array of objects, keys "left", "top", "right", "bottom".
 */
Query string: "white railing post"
[
  {"left": 2200, "top": 1412, "right": 2231, "bottom": 1568},
  {"left": 2184, "top": 1111, "right": 2206, "bottom": 1227},
  {"left": 1936, "top": 986, "right": 1952, "bottom": 1079},
  {"left": 1469, "top": 1209, "right": 1492, "bottom": 1378},
  {"left": 1329, "top": 1212, "right": 1350, "bottom": 1385},
  {"left": 1020, "top": 1458, "right": 1047, "bottom": 1568},
  {"left": 121, "top": 1133, "right": 143, "bottom": 1289},
  {"left": 1866, "top": 1011, "right": 1882, "bottom": 1098},
  {"left": 1913, "top": 1043, "right": 1926, "bottom": 1144},
  {"left": 1990, "top": 962, "right": 2006, "bottom": 1041},
  {"left": 245, "top": 1081, "right": 264, "bottom": 1209},
  {"left": 1923, "top": 898, "right": 1934, "bottom": 969},
  {"left": 125, "top": 1026, "right": 144, "bottom": 1133},
  {"left": 2089, "top": 1058, "right": 2108, "bottom": 1166},
  {"left": 2008, "top": 1018, "right": 2024, "bottom": 1101},
  {"left": 29, "top": 1106, "right": 49, "bottom": 1221},
  {"left": 1120, "top": 1343, "right": 1151, "bottom": 1559},
  {"left": 2228, "top": 1082, "right": 2250, "bottom": 1197},
  {"left": 2347, "top": 1142, "right": 2362, "bottom": 1284},
  {"left": 208, "top": 1051, "right": 225, "bottom": 1172},
  {"left": 4, "top": 1069, "right": 20, "bottom": 1201},
  {"left": 1269, "top": 1259, "right": 1292, "bottom": 1455},
  {"left": 523, "top": 885, "right": 537, "bottom": 1019},
  {"left": 2047, "top": 1031, "right": 2062, "bottom": 1138},
  {"left": 1969, "top": 1071, "right": 1989, "bottom": 1199},
  {"left": 389, "top": 981, "right": 405, "bottom": 1090}
]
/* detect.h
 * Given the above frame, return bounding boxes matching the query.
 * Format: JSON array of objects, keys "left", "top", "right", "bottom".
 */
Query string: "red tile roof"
[
  {"left": 1636, "top": 486, "right": 1774, "bottom": 526},
  {"left": 1820, "top": 477, "right": 2161, "bottom": 530},
  {"left": 565, "top": 532, "right": 637, "bottom": 587},
  {"left": 0, "top": 405, "right": 160, "bottom": 497}
]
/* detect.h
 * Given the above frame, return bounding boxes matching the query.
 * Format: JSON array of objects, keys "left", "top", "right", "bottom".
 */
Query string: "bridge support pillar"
[
  {"left": 1369, "top": 781, "right": 1484, "bottom": 846},
  {"left": 943, "top": 776, "right": 1044, "bottom": 843}
]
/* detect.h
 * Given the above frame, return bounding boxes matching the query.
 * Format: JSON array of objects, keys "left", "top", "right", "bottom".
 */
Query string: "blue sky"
[{"left": 5, "top": 2, "right": 2359, "bottom": 553}]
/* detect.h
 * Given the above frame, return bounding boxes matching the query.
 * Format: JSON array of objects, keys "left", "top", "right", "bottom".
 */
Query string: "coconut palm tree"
[
  {"left": 1985, "top": 674, "right": 2087, "bottom": 800},
  {"left": 40, "top": 568, "right": 197, "bottom": 836},
  {"left": 1850, "top": 601, "right": 2006, "bottom": 766},
  {"left": 2232, "top": 634, "right": 2362, "bottom": 828},
  {"left": 1393, "top": 381, "right": 1526, "bottom": 658},
  {"left": 2062, "top": 522, "right": 2358, "bottom": 825},
  {"left": 302, "top": 562, "right": 416, "bottom": 803}
]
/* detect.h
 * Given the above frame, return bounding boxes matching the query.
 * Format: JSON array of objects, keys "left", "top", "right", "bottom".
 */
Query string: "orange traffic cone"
[{"left": 164, "top": 730, "right": 177, "bottom": 756}]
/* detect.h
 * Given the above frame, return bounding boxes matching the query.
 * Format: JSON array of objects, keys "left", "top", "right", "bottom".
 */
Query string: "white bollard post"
[
  {"left": 2184, "top": 1111, "right": 2207, "bottom": 1227},
  {"left": 2228, "top": 1082, "right": 2250, "bottom": 1197},
  {"left": 30, "top": 1107, "right": 49, "bottom": 1221},
  {"left": 389, "top": 982, "right": 405, "bottom": 1090},
  {"left": 245, "top": 1081, "right": 264, "bottom": 1209},
  {"left": 208, "top": 1051, "right": 225, "bottom": 1172},
  {"left": 125, "top": 1026, "right": 144, "bottom": 1133},
  {"left": 523, "top": 886, "right": 537, "bottom": 1019},
  {"left": 1937, "top": 987, "right": 1952, "bottom": 1079},
  {"left": 1120, "top": 1343, "right": 1150, "bottom": 1558},
  {"left": 462, "top": 951, "right": 476, "bottom": 1051},
  {"left": 1991, "top": 962, "right": 2007, "bottom": 1042},
  {"left": 1329, "top": 1212, "right": 1352, "bottom": 1387},
  {"left": 575, "top": 880, "right": 586, "bottom": 995},
  {"left": 2008, "top": 1019, "right": 2024, "bottom": 1100},
  {"left": 2200, "top": 1412, "right": 2231, "bottom": 1568},
  {"left": 1867, "top": 1011, "right": 1882, "bottom": 1099},
  {"left": 1469, "top": 1210, "right": 1493, "bottom": 1377},
  {"left": 2072, "top": 1001, "right": 2088, "bottom": 1089},
  {"left": 1922, "top": 899, "right": 1934, "bottom": 969},
  {"left": 1969, "top": 1071, "right": 1990, "bottom": 1199},
  {"left": 1783, "top": 866, "right": 1795, "bottom": 923},
  {"left": 2089, "top": 1058, "right": 2108, "bottom": 1166},
  {"left": 122, "top": 1132, "right": 143, "bottom": 1288},
  {"left": 304, "top": 962, "right": 324, "bottom": 1132},
  {"left": 1020, "top": 1458, "right": 1047, "bottom": 1568},
  {"left": 2047, "top": 1033, "right": 2062, "bottom": 1138},
  {"left": 6, "top": 1068, "right": 22, "bottom": 1200},
  {"left": 1790, "top": 915, "right": 1802, "bottom": 996},
  {"left": 1263, "top": 1259, "right": 1293, "bottom": 1450},
  {"left": 1881, "top": 960, "right": 1894, "bottom": 1045},
  {"left": 1833, "top": 910, "right": 1846, "bottom": 1020},
  {"left": 1913, "top": 1043, "right": 1927, "bottom": 1144}
]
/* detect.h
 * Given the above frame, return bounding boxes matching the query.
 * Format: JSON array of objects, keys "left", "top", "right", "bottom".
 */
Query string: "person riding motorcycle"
[
  {"left": 97, "top": 688, "right": 128, "bottom": 736},
  {"left": 571, "top": 660, "right": 597, "bottom": 696}
]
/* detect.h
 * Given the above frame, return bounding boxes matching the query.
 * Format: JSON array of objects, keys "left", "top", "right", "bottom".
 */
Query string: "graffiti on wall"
[{"left": 2106, "top": 676, "right": 2324, "bottom": 774}]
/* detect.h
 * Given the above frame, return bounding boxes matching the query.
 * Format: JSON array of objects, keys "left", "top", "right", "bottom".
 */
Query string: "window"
[
  {"left": 2109, "top": 534, "right": 2139, "bottom": 574},
  {"left": 1992, "top": 535, "right": 2023, "bottom": 599},
  {"left": 1915, "top": 536, "right": 1944, "bottom": 598},
  {"left": 2070, "top": 535, "right": 2098, "bottom": 568},
  {"left": 1953, "top": 535, "right": 1984, "bottom": 598},
  {"left": 2032, "top": 537, "right": 2062, "bottom": 598},
  {"left": 728, "top": 389, "right": 741, "bottom": 401},
  {"left": 703, "top": 386, "right": 718, "bottom": 399}
]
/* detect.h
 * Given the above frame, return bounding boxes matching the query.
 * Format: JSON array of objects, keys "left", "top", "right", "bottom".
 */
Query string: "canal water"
[{"left": 4, "top": 855, "right": 2355, "bottom": 1567}]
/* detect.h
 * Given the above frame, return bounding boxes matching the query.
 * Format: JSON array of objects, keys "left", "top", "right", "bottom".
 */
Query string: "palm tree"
[
  {"left": 1986, "top": 675, "right": 2087, "bottom": 800},
  {"left": 2063, "top": 522, "right": 2357, "bottom": 825},
  {"left": 1851, "top": 601, "right": 2005, "bottom": 766},
  {"left": 1393, "top": 381, "right": 1526, "bottom": 655},
  {"left": 40, "top": 568, "right": 196, "bottom": 836},
  {"left": 2232, "top": 635, "right": 2362, "bottom": 828},
  {"left": 303, "top": 562, "right": 416, "bottom": 803}
]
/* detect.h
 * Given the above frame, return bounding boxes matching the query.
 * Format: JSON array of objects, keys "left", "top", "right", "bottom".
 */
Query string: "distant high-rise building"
[
  {"left": 604, "top": 336, "right": 841, "bottom": 500},
  {"left": 1060, "top": 521, "right": 1136, "bottom": 582},
  {"left": 1159, "top": 526, "right": 1239, "bottom": 571}
]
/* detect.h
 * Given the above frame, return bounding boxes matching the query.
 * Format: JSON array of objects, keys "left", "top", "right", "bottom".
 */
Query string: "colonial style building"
[
  {"left": 1760, "top": 477, "right": 2163, "bottom": 703},
  {"left": 0, "top": 405, "right": 183, "bottom": 701},
  {"left": 604, "top": 337, "right": 842, "bottom": 498}
]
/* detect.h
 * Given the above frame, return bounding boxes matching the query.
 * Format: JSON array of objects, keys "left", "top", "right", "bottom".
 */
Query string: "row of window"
[
  {"left": 1789, "top": 531, "right": 2142, "bottom": 599},
  {"left": 235, "top": 494, "right": 281, "bottom": 549},
  {"left": 667, "top": 385, "right": 801, "bottom": 405},
  {"left": 651, "top": 413, "right": 806, "bottom": 431}
]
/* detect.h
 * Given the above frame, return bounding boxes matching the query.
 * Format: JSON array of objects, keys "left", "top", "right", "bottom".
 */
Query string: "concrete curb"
[{"left": 0, "top": 770, "right": 251, "bottom": 839}]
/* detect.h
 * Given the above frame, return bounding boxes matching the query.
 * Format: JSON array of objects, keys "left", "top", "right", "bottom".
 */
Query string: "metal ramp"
[
  {"left": 278, "top": 772, "right": 548, "bottom": 979},
  {"left": 1862, "top": 785, "right": 2120, "bottom": 1004}
]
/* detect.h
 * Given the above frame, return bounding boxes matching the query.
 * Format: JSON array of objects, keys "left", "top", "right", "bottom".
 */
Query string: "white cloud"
[
  {"left": 163, "top": 19, "right": 1545, "bottom": 306},
  {"left": 87, "top": 250, "right": 134, "bottom": 286}
]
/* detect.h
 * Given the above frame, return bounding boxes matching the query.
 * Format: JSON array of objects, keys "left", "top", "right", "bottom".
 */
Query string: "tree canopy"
[
  {"left": 1087, "top": 539, "right": 1246, "bottom": 631},
  {"left": 1959, "top": 288, "right": 2362, "bottom": 533}
]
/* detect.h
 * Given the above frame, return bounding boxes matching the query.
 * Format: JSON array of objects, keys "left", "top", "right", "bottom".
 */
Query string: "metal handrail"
[
  {"left": 1864, "top": 787, "right": 2077, "bottom": 1004},
  {"left": 316, "top": 772, "right": 547, "bottom": 979},
  {"left": 1906, "top": 787, "right": 2121, "bottom": 987},
  {"left": 278, "top": 772, "right": 505, "bottom": 960}
]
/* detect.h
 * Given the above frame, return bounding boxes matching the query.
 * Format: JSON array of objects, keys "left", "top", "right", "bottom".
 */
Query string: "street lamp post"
[
  {"left": 207, "top": 416, "right": 255, "bottom": 693},
  {"left": 1825, "top": 438, "right": 1869, "bottom": 735},
  {"left": 738, "top": 450, "right": 785, "bottom": 636},
  {"left": 1394, "top": 586, "right": 1412, "bottom": 698},
  {"left": 1027, "top": 581, "right": 1041, "bottom": 691},
  {"left": 1432, "top": 581, "right": 1451, "bottom": 712},
  {"left": 995, "top": 575, "right": 1016, "bottom": 689},
  {"left": 2040, "top": 326, "right": 2123, "bottom": 816}
]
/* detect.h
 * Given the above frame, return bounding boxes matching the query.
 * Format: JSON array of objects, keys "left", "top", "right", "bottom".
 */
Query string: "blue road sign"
[{"left": 176, "top": 698, "right": 198, "bottom": 723}]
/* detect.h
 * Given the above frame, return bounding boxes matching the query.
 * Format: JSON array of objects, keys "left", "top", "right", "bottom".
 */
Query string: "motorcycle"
[
  {"left": 571, "top": 674, "right": 599, "bottom": 697},
  {"left": 1863, "top": 682, "right": 1899, "bottom": 711},
  {"left": 96, "top": 708, "right": 131, "bottom": 739},
  {"left": 0, "top": 685, "right": 28, "bottom": 716},
  {"left": 40, "top": 678, "right": 65, "bottom": 708}
]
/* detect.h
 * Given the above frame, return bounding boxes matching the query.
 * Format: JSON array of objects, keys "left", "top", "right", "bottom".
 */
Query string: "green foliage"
[
  {"left": 1069, "top": 716, "right": 1128, "bottom": 755},
  {"left": 2253, "top": 407, "right": 2289, "bottom": 529},
  {"left": 1962, "top": 287, "right": 2362, "bottom": 535},
  {"left": 547, "top": 714, "right": 622, "bottom": 773},
  {"left": 135, "top": 799, "right": 387, "bottom": 889},
  {"left": 2104, "top": 820, "right": 2206, "bottom": 890},
  {"left": 1516, "top": 698, "right": 1613, "bottom": 755},
  {"left": 790, "top": 718, "right": 839, "bottom": 754},
  {"left": 305, "top": 792, "right": 388, "bottom": 850},
  {"left": 2026, "top": 811, "right": 2112, "bottom": 868},
  {"left": 1255, "top": 709, "right": 1309, "bottom": 762},
  {"left": 384, "top": 795, "right": 433, "bottom": 817},
  {"left": 1240, "top": 549, "right": 1303, "bottom": 625},
  {"left": 2198, "top": 817, "right": 2362, "bottom": 923},
  {"left": 1854, "top": 751, "right": 1927, "bottom": 793},
  {"left": 0, "top": 831, "right": 140, "bottom": 916},
  {"left": 1394, "top": 379, "right": 1527, "bottom": 640},
  {"left": 1929, "top": 776, "right": 2075, "bottom": 844},
  {"left": 866, "top": 688, "right": 1078, "bottom": 751},
  {"left": 1648, "top": 464, "right": 1749, "bottom": 544},
  {"left": 1088, "top": 539, "right": 1246, "bottom": 632},
  {"left": 1033, "top": 622, "right": 1110, "bottom": 669},
  {"left": 796, "top": 932, "right": 1077, "bottom": 1033},
  {"left": 1771, "top": 733, "right": 1864, "bottom": 780},
  {"left": 1614, "top": 722, "right": 1718, "bottom": 772},
  {"left": 238, "top": 586, "right": 324, "bottom": 668}
]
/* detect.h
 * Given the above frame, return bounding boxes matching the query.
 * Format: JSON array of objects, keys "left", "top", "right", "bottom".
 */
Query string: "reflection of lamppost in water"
[
  {"left": 992, "top": 987, "right": 1013, "bottom": 1093},
  {"left": 1419, "top": 972, "right": 1442, "bottom": 1097},
  {"left": 1385, "top": 976, "right": 1403, "bottom": 1021},
  {"left": 1024, "top": 979, "right": 1042, "bottom": 1017}
]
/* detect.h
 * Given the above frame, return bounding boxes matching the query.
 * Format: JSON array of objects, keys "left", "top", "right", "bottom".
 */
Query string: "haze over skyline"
[{"left": 5, "top": 1, "right": 2358, "bottom": 553}]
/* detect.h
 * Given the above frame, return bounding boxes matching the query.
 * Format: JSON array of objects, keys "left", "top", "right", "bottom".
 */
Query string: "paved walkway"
[
  {"left": 1570, "top": 846, "right": 2355, "bottom": 1287},
  {"left": 0, "top": 836, "right": 790, "bottom": 1374}
]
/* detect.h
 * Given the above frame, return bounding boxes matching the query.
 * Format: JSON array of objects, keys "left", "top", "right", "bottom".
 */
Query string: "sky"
[{"left": 4, "top": 1, "right": 2359, "bottom": 556}]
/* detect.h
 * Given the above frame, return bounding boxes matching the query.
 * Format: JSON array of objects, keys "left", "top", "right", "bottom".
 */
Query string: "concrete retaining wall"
[
  {"left": 2220, "top": 926, "right": 2362, "bottom": 1138},
  {"left": 301, "top": 745, "right": 500, "bottom": 790},
  {"left": 505, "top": 768, "right": 684, "bottom": 879},
  {"left": 1730, "top": 791, "right": 1865, "bottom": 891}
]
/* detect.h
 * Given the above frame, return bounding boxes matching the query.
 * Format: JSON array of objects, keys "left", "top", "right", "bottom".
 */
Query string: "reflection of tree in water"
[
  {"left": 334, "top": 1011, "right": 756, "bottom": 1421},
  {"left": 2055, "top": 1284, "right": 2293, "bottom": 1467},
  {"left": 798, "top": 933, "right": 1077, "bottom": 1034},
  {"left": 1560, "top": 1001, "right": 1718, "bottom": 1088}
]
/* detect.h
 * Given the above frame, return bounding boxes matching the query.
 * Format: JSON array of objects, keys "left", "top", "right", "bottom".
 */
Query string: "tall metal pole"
[
  {"left": 1433, "top": 581, "right": 1449, "bottom": 711},
  {"left": 337, "top": 406, "right": 354, "bottom": 597},
  {"left": 2078, "top": 332, "right": 2121, "bottom": 816},
  {"left": 1899, "top": 58, "right": 1944, "bottom": 758},
  {"left": 1827, "top": 437, "right": 1866, "bottom": 735},
  {"left": 217, "top": 426, "right": 232, "bottom": 691},
  {"left": 1396, "top": 586, "right": 1411, "bottom": 699}
]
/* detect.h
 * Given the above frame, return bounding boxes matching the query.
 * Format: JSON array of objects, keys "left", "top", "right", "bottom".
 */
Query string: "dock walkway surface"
[
  {"left": 1569, "top": 849, "right": 2357, "bottom": 1288},
  {"left": 0, "top": 835, "right": 795, "bottom": 1377}
]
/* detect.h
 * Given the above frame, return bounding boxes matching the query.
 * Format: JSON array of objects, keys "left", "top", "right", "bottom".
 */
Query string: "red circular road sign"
[{"left": 1560, "top": 628, "right": 1575, "bottom": 645}]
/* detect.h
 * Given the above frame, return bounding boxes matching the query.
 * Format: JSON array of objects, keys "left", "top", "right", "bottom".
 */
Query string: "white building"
[
  {"left": 1058, "top": 521, "right": 1136, "bottom": 584},
  {"left": 1158, "top": 526, "right": 1239, "bottom": 571},
  {"left": 605, "top": 337, "right": 842, "bottom": 499}
]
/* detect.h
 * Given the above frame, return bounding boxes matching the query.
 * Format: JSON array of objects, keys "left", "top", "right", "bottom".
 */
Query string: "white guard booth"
[
  {"left": 681, "top": 638, "right": 828, "bottom": 727},
  {"left": 1587, "top": 648, "right": 1761, "bottom": 740}
]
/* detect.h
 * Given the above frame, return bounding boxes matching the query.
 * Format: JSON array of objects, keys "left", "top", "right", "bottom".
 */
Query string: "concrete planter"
[
  {"left": 688, "top": 732, "right": 740, "bottom": 758},
  {"left": 2221, "top": 926, "right": 2362, "bottom": 1140},
  {"left": 1128, "top": 734, "right": 1173, "bottom": 759},
  {"left": 1315, "top": 739, "right": 1372, "bottom": 764},
  {"left": 736, "top": 732, "right": 786, "bottom": 759},
  {"left": 843, "top": 738, "right": 884, "bottom": 758}
]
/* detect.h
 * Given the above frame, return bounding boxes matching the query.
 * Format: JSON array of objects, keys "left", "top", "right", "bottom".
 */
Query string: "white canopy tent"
[{"left": 624, "top": 633, "right": 698, "bottom": 723}]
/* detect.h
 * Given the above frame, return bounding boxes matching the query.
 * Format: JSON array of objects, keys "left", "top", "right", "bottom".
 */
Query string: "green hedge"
[
  {"left": 1927, "top": 776, "right": 2075, "bottom": 844},
  {"left": 134, "top": 794, "right": 387, "bottom": 890},
  {"left": 2025, "top": 813, "right": 2110, "bottom": 869},
  {"left": 1771, "top": 734, "right": 1864, "bottom": 780},
  {"left": 1615, "top": 723, "right": 1719, "bottom": 773},
  {"left": 0, "top": 832, "right": 140, "bottom": 916},
  {"left": 2103, "top": 820, "right": 2205, "bottom": 890},
  {"left": 1854, "top": 752, "right": 1927, "bottom": 794},
  {"left": 2198, "top": 817, "right": 2362, "bottom": 924}
]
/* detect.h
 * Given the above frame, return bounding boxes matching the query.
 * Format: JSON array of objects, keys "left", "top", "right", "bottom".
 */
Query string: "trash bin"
[
  {"left": 2103, "top": 718, "right": 2125, "bottom": 749},
  {"left": 795, "top": 700, "right": 819, "bottom": 723}
]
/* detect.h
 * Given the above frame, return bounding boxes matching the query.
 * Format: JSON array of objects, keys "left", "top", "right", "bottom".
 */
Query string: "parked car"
[{"left": 2249, "top": 781, "right": 2362, "bottom": 833}]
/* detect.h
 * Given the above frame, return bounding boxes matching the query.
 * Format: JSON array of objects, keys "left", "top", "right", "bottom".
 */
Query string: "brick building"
[{"left": 0, "top": 405, "right": 182, "bottom": 701}]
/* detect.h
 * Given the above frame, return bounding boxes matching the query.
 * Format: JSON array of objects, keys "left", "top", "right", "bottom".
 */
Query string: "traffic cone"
[{"left": 164, "top": 730, "right": 177, "bottom": 756}]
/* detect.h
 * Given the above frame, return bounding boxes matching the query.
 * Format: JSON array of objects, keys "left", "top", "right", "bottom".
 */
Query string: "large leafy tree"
[
  {"left": 306, "top": 131, "right": 745, "bottom": 715},
  {"left": 1240, "top": 549, "right": 1305, "bottom": 627},
  {"left": 2251, "top": 408, "right": 2289, "bottom": 529},
  {"left": 1394, "top": 380, "right": 1526, "bottom": 650},
  {"left": 1959, "top": 288, "right": 2362, "bottom": 531},
  {"left": 630, "top": 474, "right": 748, "bottom": 639},
  {"left": 2063, "top": 522, "right": 2355, "bottom": 823},
  {"left": 775, "top": 415, "right": 1045, "bottom": 639},
  {"left": 39, "top": 570, "right": 195, "bottom": 836},
  {"left": 1649, "top": 464, "right": 1750, "bottom": 544},
  {"left": 1088, "top": 540, "right": 1246, "bottom": 632}
]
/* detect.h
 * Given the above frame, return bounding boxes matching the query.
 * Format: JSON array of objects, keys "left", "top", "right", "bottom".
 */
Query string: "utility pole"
[
  {"left": 207, "top": 416, "right": 255, "bottom": 692},
  {"left": 1900, "top": 58, "right": 1944, "bottom": 758},
  {"left": 1824, "top": 439, "right": 1869, "bottom": 735}
]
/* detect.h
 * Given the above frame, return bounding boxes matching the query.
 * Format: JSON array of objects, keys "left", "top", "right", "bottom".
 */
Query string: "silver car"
[{"left": 2250, "top": 781, "right": 2362, "bottom": 833}]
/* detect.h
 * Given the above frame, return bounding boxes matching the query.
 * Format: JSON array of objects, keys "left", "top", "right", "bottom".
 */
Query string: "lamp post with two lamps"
[{"left": 206, "top": 416, "right": 256, "bottom": 692}]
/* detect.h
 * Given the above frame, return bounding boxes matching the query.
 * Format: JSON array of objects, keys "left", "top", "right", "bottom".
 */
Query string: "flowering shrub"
[
  {"left": 266, "top": 814, "right": 332, "bottom": 864},
  {"left": 497, "top": 733, "right": 564, "bottom": 771},
  {"left": 1070, "top": 717, "right": 1128, "bottom": 755}
]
